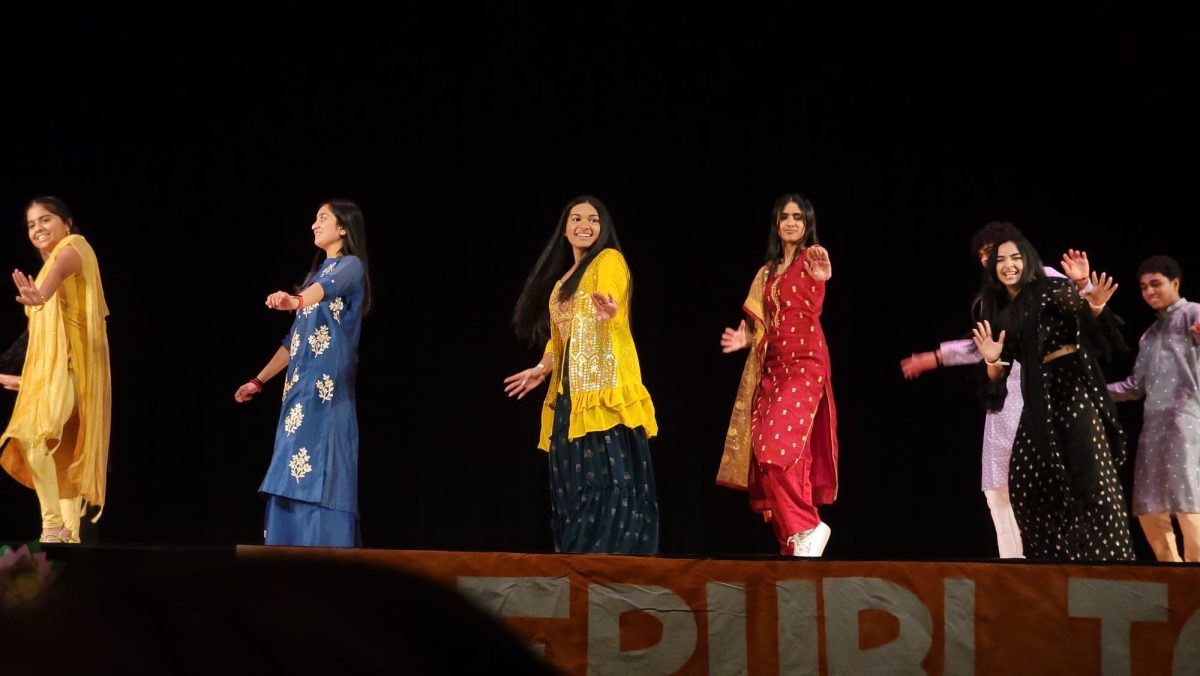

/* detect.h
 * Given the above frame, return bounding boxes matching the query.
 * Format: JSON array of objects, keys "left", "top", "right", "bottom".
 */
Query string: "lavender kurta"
[
  {"left": 1108, "top": 298, "right": 1200, "bottom": 515},
  {"left": 940, "top": 266, "right": 1070, "bottom": 491}
]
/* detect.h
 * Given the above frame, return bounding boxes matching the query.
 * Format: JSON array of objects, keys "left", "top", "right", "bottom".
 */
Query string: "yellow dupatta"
[{"left": 1, "top": 235, "right": 111, "bottom": 517}]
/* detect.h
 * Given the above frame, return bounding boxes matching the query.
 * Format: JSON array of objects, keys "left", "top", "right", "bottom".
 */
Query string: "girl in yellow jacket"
[{"left": 506, "top": 196, "right": 658, "bottom": 553}]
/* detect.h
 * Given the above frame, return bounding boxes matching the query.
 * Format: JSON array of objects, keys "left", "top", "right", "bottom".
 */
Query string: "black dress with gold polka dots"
[{"left": 1002, "top": 278, "right": 1134, "bottom": 561}]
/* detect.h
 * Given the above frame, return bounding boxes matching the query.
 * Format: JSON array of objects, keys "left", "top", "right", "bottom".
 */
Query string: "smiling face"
[
  {"left": 26, "top": 203, "right": 72, "bottom": 257},
  {"left": 564, "top": 202, "right": 601, "bottom": 253},
  {"left": 311, "top": 204, "right": 346, "bottom": 254},
  {"left": 1139, "top": 272, "right": 1181, "bottom": 312},
  {"left": 994, "top": 240, "right": 1025, "bottom": 293}
]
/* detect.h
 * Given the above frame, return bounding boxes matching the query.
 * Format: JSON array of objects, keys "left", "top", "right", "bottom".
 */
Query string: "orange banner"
[{"left": 239, "top": 546, "right": 1200, "bottom": 675}]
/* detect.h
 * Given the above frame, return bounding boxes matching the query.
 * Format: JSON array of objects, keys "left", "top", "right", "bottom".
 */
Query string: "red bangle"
[
  {"left": 249, "top": 377, "right": 264, "bottom": 392},
  {"left": 292, "top": 294, "right": 304, "bottom": 310}
]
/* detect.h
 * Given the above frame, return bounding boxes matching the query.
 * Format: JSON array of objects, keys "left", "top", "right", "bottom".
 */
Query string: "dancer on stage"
[
  {"left": 1108, "top": 256, "right": 1200, "bottom": 561},
  {"left": 971, "top": 236, "right": 1133, "bottom": 560},
  {"left": 716, "top": 194, "right": 838, "bottom": 557},
  {"left": 1, "top": 197, "right": 111, "bottom": 543},
  {"left": 506, "top": 196, "right": 659, "bottom": 554},
  {"left": 900, "top": 221, "right": 1092, "bottom": 558},
  {"left": 235, "top": 200, "right": 370, "bottom": 547}
]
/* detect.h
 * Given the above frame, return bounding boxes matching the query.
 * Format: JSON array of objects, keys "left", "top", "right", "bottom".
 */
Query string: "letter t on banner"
[{"left": 1068, "top": 578, "right": 1168, "bottom": 676}]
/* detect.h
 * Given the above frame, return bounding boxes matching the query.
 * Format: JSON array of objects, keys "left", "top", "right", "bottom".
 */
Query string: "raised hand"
[
  {"left": 266, "top": 291, "right": 303, "bottom": 311},
  {"left": 1060, "top": 249, "right": 1091, "bottom": 285},
  {"left": 0, "top": 374, "right": 19, "bottom": 391},
  {"left": 12, "top": 270, "right": 45, "bottom": 307},
  {"left": 971, "top": 320, "right": 1006, "bottom": 364},
  {"left": 1084, "top": 271, "right": 1118, "bottom": 308},
  {"left": 900, "top": 352, "right": 938, "bottom": 379},
  {"left": 803, "top": 245, "right": 832, "bottom": 281},
  {"left": 590, "top": 292, "right": 618, "bottom": 320},
  {"left": 504, "top": 364, "right": 548, "bottom": 400},
  {"left": 720, "top": 319, "right": 749, "bottom": 353}
]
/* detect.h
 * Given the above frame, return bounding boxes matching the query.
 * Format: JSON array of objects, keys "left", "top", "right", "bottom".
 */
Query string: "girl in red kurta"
[{"left": 718, "top": 194, "right": 839, "bottom": 556}]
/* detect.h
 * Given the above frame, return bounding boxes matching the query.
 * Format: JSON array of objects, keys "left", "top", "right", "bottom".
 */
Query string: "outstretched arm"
[
  {"left": 12, "top": 247, "right": 82, "bottom": 307},
  {"left": 234, "top": 346, "right": 291, "bottom": 402}
]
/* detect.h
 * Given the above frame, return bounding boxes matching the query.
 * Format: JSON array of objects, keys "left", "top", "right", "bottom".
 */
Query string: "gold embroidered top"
[
  {"left": 537, "top": 248, "right": 657, "bottom": 451},
  {"left": 1, "top": 235, "right": 112, "bottom": 513}
]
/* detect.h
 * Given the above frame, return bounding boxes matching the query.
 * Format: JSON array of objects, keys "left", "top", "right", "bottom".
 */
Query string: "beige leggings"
[{"left": 23, "top": 382, "right": 83, "bottom": 541}]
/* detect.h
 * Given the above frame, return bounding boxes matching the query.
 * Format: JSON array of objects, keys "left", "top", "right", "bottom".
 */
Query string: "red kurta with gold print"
[{"left": 749, "top": 260, "right": 839, "bottom": 503}]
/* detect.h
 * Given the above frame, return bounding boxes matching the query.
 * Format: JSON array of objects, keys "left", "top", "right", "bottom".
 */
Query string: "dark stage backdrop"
[{"left": 1, "top": 4, "right": 1194, "bottom": 559}]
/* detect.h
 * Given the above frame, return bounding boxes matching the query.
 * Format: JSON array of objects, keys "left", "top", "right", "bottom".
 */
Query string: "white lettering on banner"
[
  {"left": 824, "top": 577, "right": 933, "bottom": 675},
  {"left": 776, "top": 580, "right": 819, "bottom": 676},
  {"left": 588, "top": 584, "right": 697, "bottom": 675},
  {"left": 457, "top": 576, "right": 570, "bottom": 657},
  {"left": 707, "top": 582, "right": 748, "bottom": 675},
  {"left": 944, "top": 579, "right": 975, "bottom": 676},
  {"left": 1068, "top": 578, "right": 1168, "bottom": 676},
  {"left": 1174, "top": 607, "right": 1200, "bottom": 676}
]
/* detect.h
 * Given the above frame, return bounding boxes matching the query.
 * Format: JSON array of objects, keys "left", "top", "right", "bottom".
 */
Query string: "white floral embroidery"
[
  {"left": 301, "top": 302, "right": 319, "bottom": 317},
  {"left": 316, "top": 374, "right": 335, "bottom": 403},
  {"left": 289, "top": 331, "right": 300, "bottom": 358},
  {"left": 329, "top": 297, "right": 345, "bottom": 324},
  {"left": 321, "top": 262, "right": 337, "bottom": 278},
  {"left": 283, "top": 403, "right": 304, "bottom": 435},
  {"left": 289, "top": 448, "right": 313, "bottom": 483},
  {"left": 282, "top": 367, "right": 301, "bottom": 400},
  {"left": 308, "top": 325, "right": 331, "bottom": 356}
]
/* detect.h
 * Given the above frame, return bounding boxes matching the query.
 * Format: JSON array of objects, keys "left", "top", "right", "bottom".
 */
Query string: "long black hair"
[
  {"left": 303, "top": 199, "right": 372, "bottom": 315},
  {"left": 511, "top": 196, "right": 624, "bottom": 346},
  {"left": 764, "top": 193, "right": 818, "bottom": 278},
  {"left": 978, "top": 236, "right": 1046, "bottom": 336}
]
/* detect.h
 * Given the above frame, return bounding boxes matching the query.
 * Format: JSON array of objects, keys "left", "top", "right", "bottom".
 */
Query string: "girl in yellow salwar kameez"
[
  {"left": 0, "top": 197, "right": 110, "bottom": 544},
  {"left": 506, "top": 196, "right": 659, "bottom": 553}
]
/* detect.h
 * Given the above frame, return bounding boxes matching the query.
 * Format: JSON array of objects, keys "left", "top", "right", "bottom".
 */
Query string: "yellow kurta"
[
  {"left": 537, "top": 248, "right": 657, "bottom": 451},
  {"left": 1, "top": 235, "right": 111, "bottom": 514}
]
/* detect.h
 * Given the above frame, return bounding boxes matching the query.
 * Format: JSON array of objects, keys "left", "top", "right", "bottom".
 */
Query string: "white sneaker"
[{"left": 787, "top": 522, "right": 831, "bottom": 557}]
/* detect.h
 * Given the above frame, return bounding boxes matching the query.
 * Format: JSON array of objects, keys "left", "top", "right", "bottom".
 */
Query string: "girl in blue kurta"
[{"left": 235, "top": 200, "right": 371, "bottom": 547}]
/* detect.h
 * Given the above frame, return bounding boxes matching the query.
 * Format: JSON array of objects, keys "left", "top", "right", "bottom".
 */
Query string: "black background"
[{"left": 1, "top": 3, "right": 1195, "bottom": 559}]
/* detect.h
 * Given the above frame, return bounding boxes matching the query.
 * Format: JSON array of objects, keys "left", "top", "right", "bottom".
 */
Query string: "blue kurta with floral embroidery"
[{"left": 260, "top": 256, "right": 364, "bottom": 518}]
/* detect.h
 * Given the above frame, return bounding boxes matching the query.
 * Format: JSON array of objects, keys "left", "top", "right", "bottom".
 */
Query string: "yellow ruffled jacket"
[
  {"left": 1, "top": 235, "right": 111, "bottom": 513},
  {"left": 538, "top": 248, "right": 657, "bottom": 451}
]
